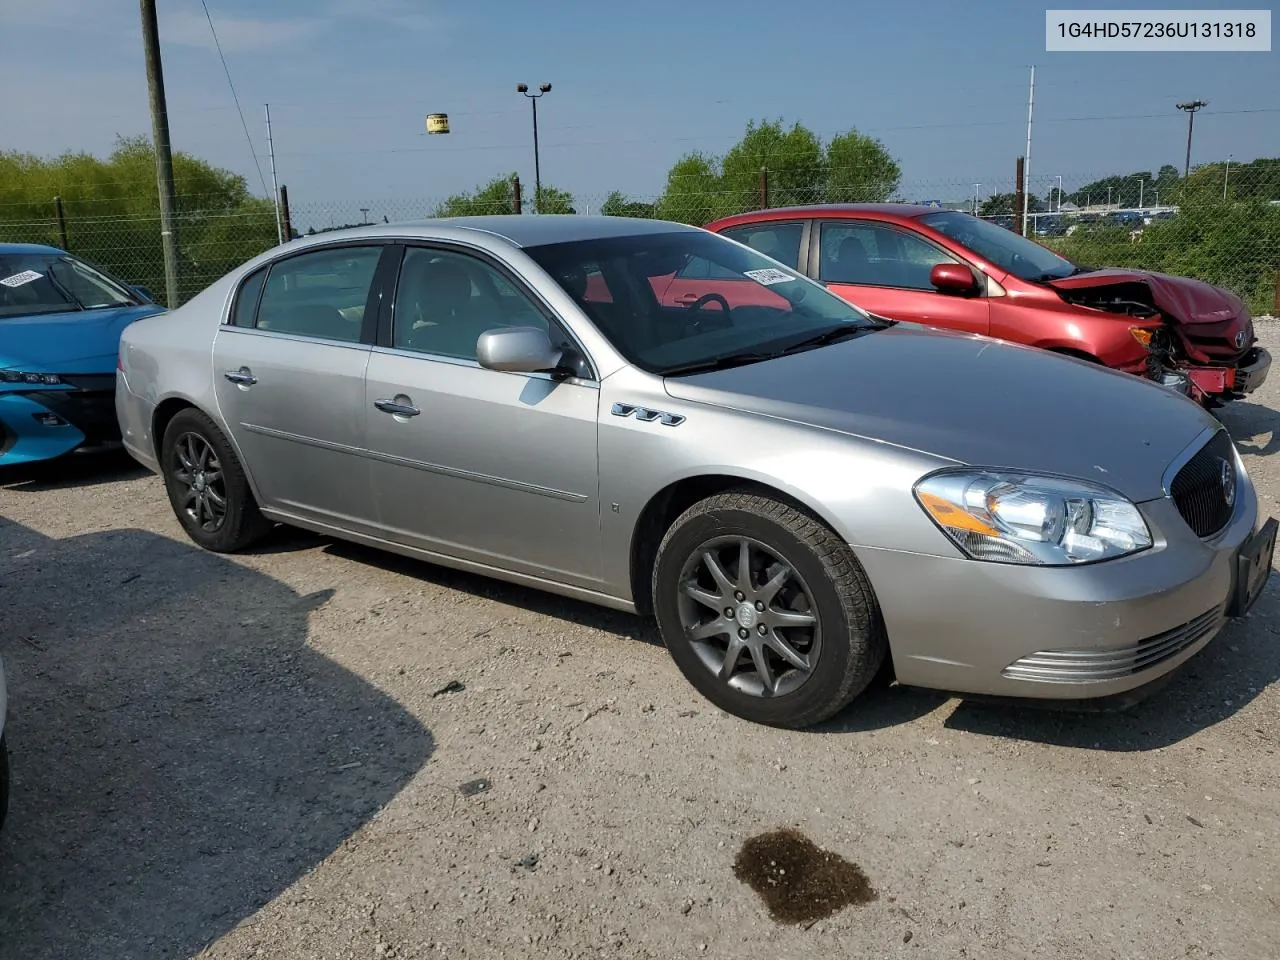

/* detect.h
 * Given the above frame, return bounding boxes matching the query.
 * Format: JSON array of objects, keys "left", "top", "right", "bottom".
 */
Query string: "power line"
[{"left": 199, "top": 0, "right": 271, "bottom": 197}]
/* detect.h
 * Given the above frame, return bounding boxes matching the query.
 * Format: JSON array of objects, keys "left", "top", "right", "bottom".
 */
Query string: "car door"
[
  {"left": 212, "top": 241, "right": 392, "bottom": 532},
  {"left": 362, "top": 243, "right": 603, "bottom": 588},
  {"left": 812, "top": 219, "right": 990, "bottom": 335}
]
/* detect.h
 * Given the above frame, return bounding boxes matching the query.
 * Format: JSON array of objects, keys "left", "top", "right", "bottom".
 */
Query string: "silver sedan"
[{"left": 115, "top": 216, "right": 1276, "bottom": 728}]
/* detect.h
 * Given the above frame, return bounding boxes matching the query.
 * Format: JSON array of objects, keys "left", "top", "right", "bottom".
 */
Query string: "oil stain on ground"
[{"left": 733, "top": 827, "right": 877, "bottom": 925}]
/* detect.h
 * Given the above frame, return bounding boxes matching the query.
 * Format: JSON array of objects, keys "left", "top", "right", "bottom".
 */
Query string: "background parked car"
[
  {"left": 703, "top": 204, "right": 1269, "bottom": 407},
  {"left": 117, "top": 216, "right": 1273, "bottom": 729},
  {"left": 0, "top": 243, "right": 164, "bottom": 466}
]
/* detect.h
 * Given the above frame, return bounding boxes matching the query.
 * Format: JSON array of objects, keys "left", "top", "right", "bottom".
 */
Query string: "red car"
[{"left": 697, "top": 204, "right": 1270, "bottom": 407}]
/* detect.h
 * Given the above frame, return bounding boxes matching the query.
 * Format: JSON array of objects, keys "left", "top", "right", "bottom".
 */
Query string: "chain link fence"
[{"left": 3, "top": 166, "right": 1277, "bottom": 316}]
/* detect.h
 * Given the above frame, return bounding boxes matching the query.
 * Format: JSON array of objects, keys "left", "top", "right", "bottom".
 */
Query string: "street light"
[
  {"left": 1176, "top": 100, "right": 1207, "bottom": 177},
  {"left": 972, "top": 183, "right": 981, "bottom": 215},
  {"left": 1224, "top": 153, "right": 1233, "bottom": 200},
  {"left": 1137, "top": 177, "right": 1145, "bottom": 210},
  {"left": 1054, "top": 175, "right": 1063, "bottom": 211},
  {"left": 516, "top": 82, "right": 552, "bottom": 213}
]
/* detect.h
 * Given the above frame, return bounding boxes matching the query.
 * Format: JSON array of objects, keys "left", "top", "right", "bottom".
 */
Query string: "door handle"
[
  {"left": 224, "top": 368, "right": 257, "bottom": 385},
  {"left": 374, "top": 397, "right": 421, "bottom": 417},
  {"left": 674, "top": 293, "right": 699, "bottom": 303}
]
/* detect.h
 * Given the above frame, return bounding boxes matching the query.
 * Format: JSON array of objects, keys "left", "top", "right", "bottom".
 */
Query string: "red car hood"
[{"left": 1047, "top": 269, "right": 1246, "bottom": 325}]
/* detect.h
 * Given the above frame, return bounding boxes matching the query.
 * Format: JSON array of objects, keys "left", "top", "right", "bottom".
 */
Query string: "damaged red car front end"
[{"left": 1047, "top": 269, "right": 1271, "bottom": 406}]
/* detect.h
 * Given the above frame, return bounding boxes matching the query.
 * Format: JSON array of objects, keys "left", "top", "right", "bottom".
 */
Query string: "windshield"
[
  {"left": 523, "top": 230, "right": 881, "bottom": 375},
  {"left": 0, "top": 253, "right": 138, "bottom": 319},
  {"left": 918, "top": 211, "right": 1077, "bottom": 282}
]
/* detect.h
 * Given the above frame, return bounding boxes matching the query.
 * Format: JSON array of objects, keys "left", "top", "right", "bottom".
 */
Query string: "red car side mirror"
[{"left": 931, "top": 263, "right": 980, "bottom": 294}]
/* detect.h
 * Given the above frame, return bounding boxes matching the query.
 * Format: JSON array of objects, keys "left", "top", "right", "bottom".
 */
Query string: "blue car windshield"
[{"left": 0, "top": 253, "right": 137, "bottom": 318}]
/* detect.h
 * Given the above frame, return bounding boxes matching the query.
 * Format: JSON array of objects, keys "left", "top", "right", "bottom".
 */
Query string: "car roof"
[
  {"left": 0, "top": 242, "right": 65, "bottom": 256},
  {"left": 291, "top": 215, "right": 702, "bottom": 250},
  {"left": 707, "top": 203, "right": 959, "bottom": 227}
]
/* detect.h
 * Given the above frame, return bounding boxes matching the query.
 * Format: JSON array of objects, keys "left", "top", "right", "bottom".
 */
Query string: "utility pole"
[
  {"left": 1224, "top": 153, "right": 1232, "bottom": 200},
  {"left": 972, "top": 183, "right": 981, "bottom": 215},
  {"left": 1176, "top": 100, "right": 1207, "bottom": 177},
  {"left": 266, "top": 104, "right": 283, "bottom": 245},
  {"left": 1022, "top": 65, "right": 1035, "bottom": 237},
  {"left": 139, "top": 0, "right": 181, "bottom": 307}
]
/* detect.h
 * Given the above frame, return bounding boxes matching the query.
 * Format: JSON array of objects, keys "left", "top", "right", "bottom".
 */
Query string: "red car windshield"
[
  {"left": 918, "top": 211, "right": 1078, "bottom": 282},
  {"left": 0, "top": 253, "right": 136, "bottom": 318}
]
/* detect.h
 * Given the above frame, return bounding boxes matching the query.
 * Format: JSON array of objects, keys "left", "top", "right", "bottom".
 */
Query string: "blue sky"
[{"left": 1, "top": 0, "right": 1276, "bottom": 216}]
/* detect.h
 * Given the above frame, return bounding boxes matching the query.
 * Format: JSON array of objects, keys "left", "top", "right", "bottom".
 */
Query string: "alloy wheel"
[
  {"left": 675, "top": 536, "right": 821, "bottom": 698},
  {"left": 171, "top": 432, "right": 228, "bottom": 533}
]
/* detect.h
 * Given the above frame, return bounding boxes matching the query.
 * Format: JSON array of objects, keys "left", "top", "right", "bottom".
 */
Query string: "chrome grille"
[
  {"left": 1002, "top": 607, "right": 1223, "bottom": 683},
  {"left": 1170, "top": 430, "right": 1237, "bottom": 538}
]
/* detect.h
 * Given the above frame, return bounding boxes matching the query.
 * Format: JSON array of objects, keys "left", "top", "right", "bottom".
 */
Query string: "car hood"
[
  {"left": 1047, "top": 268, "right": 1245, "bottom": 324},
  {"left": 0, "top": 304, "right": 163, "bottom": 373},
  {"left": 662, "top": 325, "right": 1220, "bottom": 503}
]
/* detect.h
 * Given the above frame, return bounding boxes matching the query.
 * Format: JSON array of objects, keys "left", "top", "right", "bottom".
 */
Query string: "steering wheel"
[{"left": 686, "top": 292, "right": 731, "bottom": 314}]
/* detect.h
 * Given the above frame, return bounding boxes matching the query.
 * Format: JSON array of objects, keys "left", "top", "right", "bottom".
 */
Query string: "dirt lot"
[{"left": 3, "top": 327, "right": 1280, "bottom": 960}]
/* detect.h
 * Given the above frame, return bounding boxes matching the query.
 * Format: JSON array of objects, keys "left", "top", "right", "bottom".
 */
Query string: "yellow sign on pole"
[{"left": 426, "top": 113, "right": 450, "bottom": 134}]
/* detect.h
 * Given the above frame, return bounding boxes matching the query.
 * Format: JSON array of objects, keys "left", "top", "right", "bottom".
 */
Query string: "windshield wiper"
[
  {"left": 41, "top": 271, "right": 85, "bottom": 310},
  {"left": 660, "top": 350, "right": 781, "bottom": 377},
  {"left": 780, "top": 322, "right": 880, "bottom": 355}
]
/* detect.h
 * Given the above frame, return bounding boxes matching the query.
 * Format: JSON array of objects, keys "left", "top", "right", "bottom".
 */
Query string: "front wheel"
[
  {"left": 652, "top": 490, "right": 887, "bottom": 728},
  {"left": 161, "top": 408, "right": 272, "bottom": 553}
]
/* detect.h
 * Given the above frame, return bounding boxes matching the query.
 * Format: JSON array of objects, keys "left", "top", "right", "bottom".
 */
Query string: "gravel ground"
[{"left": 2, "top": 326, "right": 1280, "bottom": 960}]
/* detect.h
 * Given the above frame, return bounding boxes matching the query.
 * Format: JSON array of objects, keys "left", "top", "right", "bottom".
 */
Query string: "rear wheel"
[
  {"left": 652, "top": 490, "right": 887, "bottom": 728},
  {"left": 161, "top": 409, "right": 272, "bottom": 553}
]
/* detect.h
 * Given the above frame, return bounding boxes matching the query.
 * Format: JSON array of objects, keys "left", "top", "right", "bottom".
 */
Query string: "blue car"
[{"left": 1, "top": 243, "right": 165, "bottom": 466}]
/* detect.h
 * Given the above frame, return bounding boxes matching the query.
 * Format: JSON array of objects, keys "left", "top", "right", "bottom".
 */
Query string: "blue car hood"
[{"left": 0, "top": 304, "right": 164, "bottom": 374}]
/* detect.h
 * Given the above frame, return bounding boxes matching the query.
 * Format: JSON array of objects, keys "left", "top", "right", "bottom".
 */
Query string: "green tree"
[
  {"left": 825, "top": 130, "right": 900, "bottom": 202},
  {"left": 655, "top": 119, "right": 900, "bottom": 225},
  {"left": 431, "top": 173, "right": 574, "bottom": 216},
  {"left": 656, "top": 153, "right": 725, "bottom": 225},
  {"left": 0, "top": 135, "right": 279, "bottom": 305},
  {"left": 979, "top": 193, "right": 1041, "bottom": 216},
  {"left": 719, "top": 120, "right": 826, "bottom": 211},
  {"left": 432, "top": 174, "right": 521, "bottom": 217},
  {"left": 600, "top": 190, "right": 658, "bottom": 219},
  {"left": 1067, "top": 171, "right": 1155, "bottom": 208}
]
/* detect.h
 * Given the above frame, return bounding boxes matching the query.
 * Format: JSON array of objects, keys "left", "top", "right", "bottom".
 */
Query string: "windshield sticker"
[
  {"left": 0, "top": 270, "right": 43, "bottom": 288},
  {"left": 743, "top": 268, "right": 795, "bottom": 285}
]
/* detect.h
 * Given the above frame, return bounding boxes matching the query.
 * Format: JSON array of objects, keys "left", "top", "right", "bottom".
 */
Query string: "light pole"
[
  {"left": 972, "top": 183, "right": 981, "bottom": 215},
  {"left": 516, "top": 82, "right": 552, "bottom": 213},
  {"left": 1176, "top": 100, "right": 1207, "bottom": 177},
  {"left": 360, "top": 207, "right": 369, "bottom": 225},
  {"left": 1224, "top": 153, "right": 1232, "bottom": 200},
  {"left": 1054, "top": 175, "right": 1063, "bottom": 211},
  {"left": 1138, "top": 178, "right": 1145, "bottom": 210}
]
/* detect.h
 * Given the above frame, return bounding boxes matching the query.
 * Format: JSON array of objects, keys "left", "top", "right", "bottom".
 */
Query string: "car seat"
[{"left": 396, "top": 255, "right": 493, "bottom": 358}]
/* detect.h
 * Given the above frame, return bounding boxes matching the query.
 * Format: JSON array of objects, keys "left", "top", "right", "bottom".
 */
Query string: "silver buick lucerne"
[{"left": 115, "top": 216, "right": 1275, "bottom": 728}]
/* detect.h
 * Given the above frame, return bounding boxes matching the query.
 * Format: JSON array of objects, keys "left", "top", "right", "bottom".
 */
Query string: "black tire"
[
  {"left": 161, "top": 408, "right": 272, "bottom": 553},
  {"left": 652, "top": 489, "right": 887, "bottom": 728},
  {"left": 0, "top": 732, "right": 9, "bottom": 834}
]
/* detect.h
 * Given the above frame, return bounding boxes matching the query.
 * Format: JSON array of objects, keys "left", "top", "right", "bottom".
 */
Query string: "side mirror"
[
  {"left": 476, "top": 326, "right": 565, "bottom": 374},
  {"left": 930, "top": 263, "right": 980, "bottom": 295},
  {"left": 132, "top": 284, "right": 155, "bottom": 302}
]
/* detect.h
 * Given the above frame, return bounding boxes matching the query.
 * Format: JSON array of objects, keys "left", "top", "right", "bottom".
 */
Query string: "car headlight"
[
  {"left": 0, "top": 370, "right": 61, "bottom": 385},
  {"left": 914, "top": 469, "right": 1152, "bottom": 565}
]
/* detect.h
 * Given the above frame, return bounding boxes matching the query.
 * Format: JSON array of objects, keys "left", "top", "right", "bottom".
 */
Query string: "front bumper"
[
  {"left": 0, "top": 388, "right": 92, "bottom": 465},
  {"left": 1181, "top": 346, "right": 1271, "bottom": 401},
  {"left": 856, "top": 480, "right": 1265, "bottom": 701}
]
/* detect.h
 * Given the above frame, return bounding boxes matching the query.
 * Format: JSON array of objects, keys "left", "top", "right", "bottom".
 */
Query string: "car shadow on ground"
[
  {"left": 271, "top": 535, "right": 666, "bottom": 649},
  {"left": 0, "top": 519, "right": 433, "bottom": 960},
  {"left": 1218, "top": 400, "right": 1280, "bottom": 457},
  {"left": 270, "top": 528, "right": 1278, "bottom": 751},
  {"left": 0, "top": 446, "right": 149, "bottom": 492}
]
